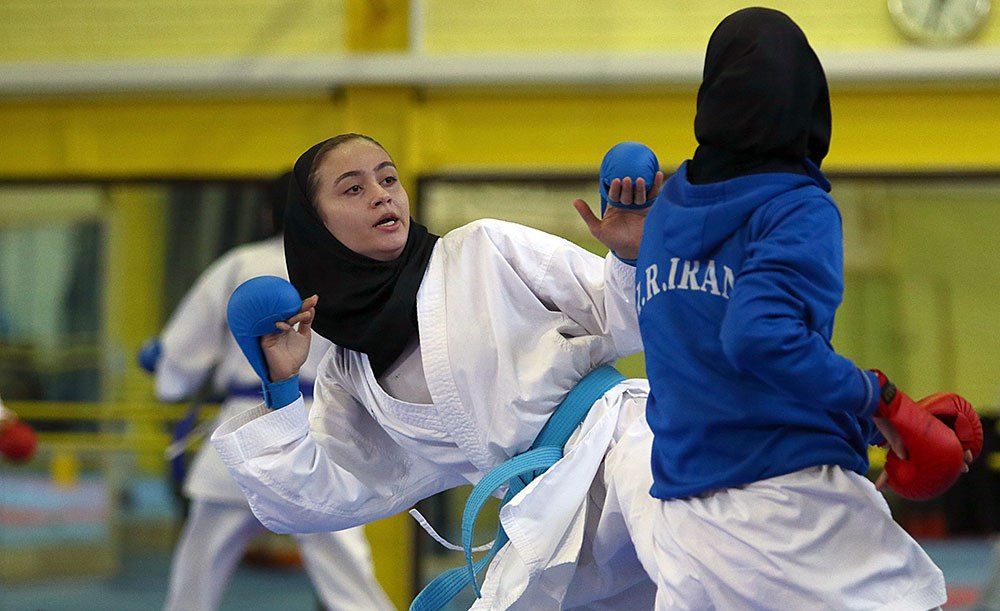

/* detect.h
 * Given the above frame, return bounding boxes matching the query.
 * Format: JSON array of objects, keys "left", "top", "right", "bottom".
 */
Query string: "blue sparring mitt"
[
  {"left": 137, "top": 336, "right": 162, "bottom": 373},
  {"left": 599, "top": 141, "right": 659, "bottom": 216},
  {"left": 226, "top": 275, "right": 303, "bottom": 383}
]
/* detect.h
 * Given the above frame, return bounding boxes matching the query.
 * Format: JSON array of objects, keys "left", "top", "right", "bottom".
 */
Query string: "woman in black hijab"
[
  {"left": 283, "top": 134, "right": 438, "bottom": 378},
  {"left": 633, "top": 8, "right": 964, "bottom": 610},
  {"left": 687, "top": 6, "right": 831, "bottom": 184},
  {"left": 213, "top": 133, "right": 663, "bottom": 609}
]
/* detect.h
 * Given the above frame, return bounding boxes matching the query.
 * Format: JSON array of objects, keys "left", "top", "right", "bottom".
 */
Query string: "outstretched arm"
[{"left": 211, "top": 372, "right": 466, "bottom": 534}]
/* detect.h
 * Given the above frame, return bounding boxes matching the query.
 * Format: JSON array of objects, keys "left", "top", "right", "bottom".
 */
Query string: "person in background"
[
  {"left": 144, "top": 171, "right": 393, "bottom": 611},
  {"left": 633, "top": 8, "right": 978, "bottom": 610},
  {"left": 0, "top": 392, "right": 37, "bottom": 464}
]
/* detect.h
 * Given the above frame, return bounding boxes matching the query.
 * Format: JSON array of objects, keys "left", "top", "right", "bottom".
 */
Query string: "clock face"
[{"left": 888, "top": 0, "right": 992, "bottom": 44}]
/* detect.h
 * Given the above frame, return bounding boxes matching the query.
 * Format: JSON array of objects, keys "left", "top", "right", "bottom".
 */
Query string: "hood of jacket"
[{"left": 652, "top": 159, "right": 831, "bottom": 260}]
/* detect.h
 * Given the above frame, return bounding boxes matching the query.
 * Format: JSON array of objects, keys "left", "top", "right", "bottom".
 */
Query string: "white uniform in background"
[
  {"left": 213, "top": 220, "right": 658, "bottom": 610},
  {"left": 157, "top": 235, "right": 393, "bottom": 611}
]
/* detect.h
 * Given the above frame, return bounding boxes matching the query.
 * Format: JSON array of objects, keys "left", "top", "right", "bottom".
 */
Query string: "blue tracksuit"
[{"left": 637, "top": 160, "right": 882, "bottom": 500}]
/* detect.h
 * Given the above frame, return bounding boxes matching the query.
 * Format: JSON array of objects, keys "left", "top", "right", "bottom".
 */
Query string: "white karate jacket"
[{"left": 213, "top": 220, "right": 657, "bottom": 609}]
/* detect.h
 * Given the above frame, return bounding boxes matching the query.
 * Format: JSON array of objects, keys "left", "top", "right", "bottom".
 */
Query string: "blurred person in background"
[
  {"left": 0, "top": 392, "right": 37, "bottom": 463},
  {"left": 142, "top": 171, "right": 393, "bottom": 611}
]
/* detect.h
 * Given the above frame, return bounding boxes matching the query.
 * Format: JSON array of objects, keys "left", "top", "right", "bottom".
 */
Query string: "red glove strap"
[{"left": 872, "top": 369, "right": 900, "bottom": 418}]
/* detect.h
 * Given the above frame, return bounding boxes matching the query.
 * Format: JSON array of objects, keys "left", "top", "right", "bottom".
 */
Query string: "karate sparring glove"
[
  {"left": 0, "top": 418, "right": 37, "bottom": 463},
  {"left": 919, "top": 392, "right": 983, "bottom": 461},
  {"left": 227, "top": 275, "right": 304, "bottom": 409},
  {"left": 599, "top": 141, "right": 659, "bottom": 217},
  {"left": 137, "top": 336, "right": 162, "bottom": 373},
  {"left": 872, "top": 370, "right": 968, "bottom": 500}
]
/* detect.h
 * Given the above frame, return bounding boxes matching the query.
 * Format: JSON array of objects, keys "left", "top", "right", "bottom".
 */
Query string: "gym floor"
[
  {"left": 0, "top": 538, "right": 995, "bottom": 610},
  {"left": 1, "top": 473, "right": 997, "bottom": 611}
]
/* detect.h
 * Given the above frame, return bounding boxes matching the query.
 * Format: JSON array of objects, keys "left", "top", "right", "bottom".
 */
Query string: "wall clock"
[{"left": 888, "top": 0, "right": 992, "bottom": 45}]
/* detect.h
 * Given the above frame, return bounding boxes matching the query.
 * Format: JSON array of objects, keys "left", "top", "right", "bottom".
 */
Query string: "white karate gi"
[
  {"left": 213, "top": 220, "right": 658, "bottom": 610},
  {"left": 157, "top": 236, "right": 393, "bottom": 611}
]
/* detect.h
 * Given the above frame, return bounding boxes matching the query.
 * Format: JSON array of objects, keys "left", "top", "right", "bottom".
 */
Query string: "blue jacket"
[{"left": 637, "top": 161, "right": 881, "bottom": 499}]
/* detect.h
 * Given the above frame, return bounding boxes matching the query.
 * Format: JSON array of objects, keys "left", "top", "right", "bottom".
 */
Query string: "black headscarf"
[
  {"left": 283, "top": 136, "right": 439, "bottom": 377},
  {"left": 688, "top": 7, "right": 832, "bottom": 185}
]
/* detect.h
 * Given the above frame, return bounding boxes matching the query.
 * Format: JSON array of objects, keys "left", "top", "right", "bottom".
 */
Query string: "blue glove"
[
  {"left": 137, "top": 337, "right": 162, "bottom": 373},
  {"left": 227, "top": 275, "right": 303, "bottom": 384},
  {"left": 599, "top": 141, "right": 659, "bottom": 216}
]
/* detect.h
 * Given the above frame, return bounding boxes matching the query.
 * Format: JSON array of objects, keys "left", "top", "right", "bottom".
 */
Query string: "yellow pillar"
[
  {"left": 344, "top": 0, "right": 410, "bottom": 51},
  {"left": 103, "top": 184, "right": 168, "bottom": 472}
]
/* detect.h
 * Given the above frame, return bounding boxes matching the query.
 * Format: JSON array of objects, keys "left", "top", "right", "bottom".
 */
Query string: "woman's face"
[{"left": 312, "top": 138, "right": 410, "bottom": 261}]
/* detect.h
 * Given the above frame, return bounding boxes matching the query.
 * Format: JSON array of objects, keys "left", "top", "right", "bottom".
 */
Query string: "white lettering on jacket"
[{"left": 636, "top": 258, "right": 734, "bottom": 314}]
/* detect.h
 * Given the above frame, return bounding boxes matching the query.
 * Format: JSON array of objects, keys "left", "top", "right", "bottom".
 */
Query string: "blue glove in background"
[
  {"left": 227, "top": 275, "right": 303, "bottom": 383},
  {"left": 137, "top": 336, "right": 162, "bottom": 373},
  {"left": 599, "top": 141, "right": 659, "bottom": 216}
]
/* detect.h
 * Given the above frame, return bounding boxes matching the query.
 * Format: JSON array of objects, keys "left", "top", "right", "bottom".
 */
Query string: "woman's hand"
[
  {"left": 573, "top": 172, "right": 665, "bottom": 261},
  {"left": 261, "top": 294, "right": 318, "bottom": 382}
]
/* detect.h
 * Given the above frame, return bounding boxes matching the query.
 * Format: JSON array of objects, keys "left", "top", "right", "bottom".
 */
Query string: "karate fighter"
[
  {"left": 212, "top": 133, "right": 663, "bottom": 610},
  {"left": 633, "top": 8, "right": 981, "bottom": 610}
]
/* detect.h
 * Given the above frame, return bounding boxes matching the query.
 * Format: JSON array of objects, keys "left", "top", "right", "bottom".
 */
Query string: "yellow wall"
[
  {"left": 2, "top": 85, "right": 999, "bottom": 177},
  {"left": 3, "top": 0, "right": 998, "bottom": 60},
  {"left": 0, "top": 0, "right": 348, "bottom": 61},
  {"left": 2, "top": 1, "right": 996, "bottom": 180},
  {"left": 889, "top": 187, "right": 1000, "bottom": 406},
  {"left": 421, "top": 0, "right": 1000, "bottom": 52}
]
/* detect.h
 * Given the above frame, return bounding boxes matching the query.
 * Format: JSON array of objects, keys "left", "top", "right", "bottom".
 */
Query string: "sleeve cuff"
[
  {"left": 263, "top": 375, "right": 302, "bottom": 409},
  {"left": 860, "top": 369, "right": 880, "bottom": 419},
  {"left": 608, "top": 252, "right": 638, "bottom": 275},
  {"left": 212, "top": 399, "right": 309, "bottom": 465}
]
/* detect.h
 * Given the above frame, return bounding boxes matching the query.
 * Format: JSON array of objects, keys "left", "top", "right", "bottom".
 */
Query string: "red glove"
[
  {"left": 872, "top": 370, "right": 965, "bottom": 501},
  {"left": 0, "top": 418, "right": 37, "bottom": 463},
  {"left": 918, "top": 392, "right": 983, "bottom": 461}
]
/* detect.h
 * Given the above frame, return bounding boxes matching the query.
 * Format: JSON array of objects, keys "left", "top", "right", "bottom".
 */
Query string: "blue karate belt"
[
  {"left": 227, "top": 381, "right": 314, "bottom": 400},
  {"left": 169, "top": 381, "right": 314, "bottom": 483},
  {"left": 410, "top": 364, "right": 626, "bottom": 611}
]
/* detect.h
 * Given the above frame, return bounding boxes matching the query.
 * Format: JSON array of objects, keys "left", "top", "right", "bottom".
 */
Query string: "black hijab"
[
  {"left": 688, "top": 7, "right": 832, "bottom": 184},
  {"left": 283, "top": 136, "right": 439, "bottom": 377}
]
